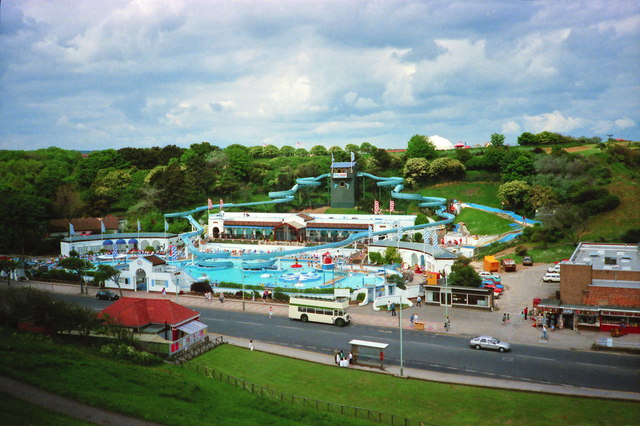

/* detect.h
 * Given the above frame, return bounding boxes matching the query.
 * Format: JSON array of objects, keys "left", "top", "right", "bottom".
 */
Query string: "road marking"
[
  {"left": 517, "top": 355, "right": 555, "bottom": 361},
  {"left": 237, "top": 321, "right": 261, "bottom": 326},
  {"left": 576, "top": 362, "right": 617, "bottom": 369},
  {"left": 274, "top": 325, "right": 299, "bottom": 330}
]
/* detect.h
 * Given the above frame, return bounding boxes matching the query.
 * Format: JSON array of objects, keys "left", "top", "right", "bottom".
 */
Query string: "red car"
[{"left": 482, "top": 283, "right": 504, "bottom": 295}]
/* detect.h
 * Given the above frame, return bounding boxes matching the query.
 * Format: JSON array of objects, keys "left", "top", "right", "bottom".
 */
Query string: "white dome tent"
[{"left": 428, "top": 135, "right": 454, "bottom": 150}]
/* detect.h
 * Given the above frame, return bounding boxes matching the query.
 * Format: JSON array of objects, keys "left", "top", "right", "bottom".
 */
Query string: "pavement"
[{"left": 6, "top": 274, "right": 640, "bottom": 402}]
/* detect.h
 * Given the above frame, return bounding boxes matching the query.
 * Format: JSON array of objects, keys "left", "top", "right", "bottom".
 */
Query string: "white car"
[
  {"left": 479, "top": 271, "right": 501, "bottom": 282},
  {"left": 547, "top": 264, "right": 562, "bottom": 273},
  {"left": 543, "top": 272, "right": 561, "bottom": 282},
  {"left": 469, "top": 336, "right": 511, "bottom": 352}
]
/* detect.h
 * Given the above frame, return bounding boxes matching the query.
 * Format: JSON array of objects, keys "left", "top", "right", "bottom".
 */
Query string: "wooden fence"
[{"left": 183, "top": 362, "right": 429, "bottom": 425}]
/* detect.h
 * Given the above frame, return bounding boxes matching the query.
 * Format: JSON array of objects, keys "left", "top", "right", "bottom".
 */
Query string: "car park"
[
  {"left": 469, "top": 336, "right": 511, "bottom": 352},
  {"left": 481, "top": 277, "right": 502, "bottom": 287},
  {"left": 96, "top": 290, "right": 120, "bottom": 301},
  {"left": 522, "top": 256, "right": 533, "bottom": 266},
  {"left": 543, "top": 272, "right": 561, "bottom": 282}
]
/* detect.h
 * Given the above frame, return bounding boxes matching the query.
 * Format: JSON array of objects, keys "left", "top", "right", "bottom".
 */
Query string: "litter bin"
[{"left": 414, "top": 321, "right": 424, "bottom": 330}]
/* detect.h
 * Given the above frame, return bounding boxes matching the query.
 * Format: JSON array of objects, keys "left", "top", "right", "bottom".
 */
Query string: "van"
[
  {"left": 543, "top": 272, "right": 560, "bottom": 282},
  {"left": 501, "top": 258, "right": 517, "bottom": 272}
]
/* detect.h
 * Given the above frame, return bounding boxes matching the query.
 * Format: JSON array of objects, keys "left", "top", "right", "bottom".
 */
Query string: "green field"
[
  {"left": 0, "top": 392, "right": 91, "bottom": 426},
  {"left": 455, "top": 207, "right": 515, "bottom": 235},
  {"left": 2, "top": 328, "right": 637, "bottom": 426},
  {"left": 496, "top": 244, "right": 577, "bottom": 265},
  {"left": 419, "top": 181, "right": 501, "bottom": 207}
]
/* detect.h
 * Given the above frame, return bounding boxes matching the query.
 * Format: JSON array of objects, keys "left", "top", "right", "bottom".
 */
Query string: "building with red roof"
[{"left": 98, "top": 298, "right": 208, "bottom": 355}]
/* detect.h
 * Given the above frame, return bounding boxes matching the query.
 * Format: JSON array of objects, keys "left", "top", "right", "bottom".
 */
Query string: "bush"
[
  {"left": 100, "top": 343, "right": 162, "bottom": 366},
  {"left": 191, "top": 281, "right": 212, "bottom": 294},
  {"left": 368, "top": 252, "right": 383, "bottom": 264},
  {"left": 356, "top": 292, "right": 365, "bottom": 303},
  {"left": 273, "top": 292, "right": 290, "bottom": 302},
  {"left": 515, "top": 245, "right": 528, "bottom": 256}
]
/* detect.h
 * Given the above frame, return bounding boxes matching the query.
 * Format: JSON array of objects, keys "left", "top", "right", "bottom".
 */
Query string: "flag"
[
  {"left": 219, "top": 198, "right": 224, "bottom": 210},
  {"left": 100, "top": 218, "right": 105, "bottom": 233},
  {"left": 397, "top": 227, "right": 403, "bottom": 240},
  {"left": 137, "top": 219, "right": 141, "bottom": 232},
  {"left": 170, "top": 245, "right": 177, "bottom": 260},
  {"left": 295, "top": 141, "right": 302, "bottom": 148},
  {"left": 350, "top": 151, "right": 355, "bottom": 162},
  {"left": 390, "top": 200, "right": 395, "bottom": 213},
  {"left": 368, "top": 224, "right": 373, "bottom": 239},
  {"left": 208, "top": 198, "right": 213, "bottom": 210},
  {"left": 374, "top": 200, "right": 380, "bottom": 215},
  {"left": 69, "top": 222, "right": 75, "bottom": 236},
  {"left": 112, "top": 245, "right": 118, "bottom": 259},
  {"left": 164, "top": 220, "right": 169, "bottom": 232}
]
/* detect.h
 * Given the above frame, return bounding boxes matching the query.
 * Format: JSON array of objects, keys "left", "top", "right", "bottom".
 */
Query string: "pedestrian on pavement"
[
  {"left": 542, "top": 325, "right": 548, "bottom": 340},
  {"left": 520, "top": 310, "right": 524, "bottom": 320},
  {"left": 268, "top": 306, "right": 273, "bottom": 319},
  {"left": 445, "top": 316, "right": 450, "bottom": 332},
  {"left": 161, "top": 287, "right": 166, "bottom": 297},
  {"left": 387, "top": 300, "right": 391, "bottom": 313},
  {"left": 502, "top": 313, "right": 506, "bottom": 325},
  {"left": 219, "top": 293, "right": 224, "bottom": 303},
  {"left": 524, "top": 306, "right": 528, "bottom": 320},
  {"left": 348, "top": 351, "right": 353, "bottom": 365},
  {"left": 249, "top": 340, "right": 254, "bottom": 351},
  {"left": 416, "top": 296, "right": 421, "bottom": 307},
  {"left": 391, "top": 303, "right": 396, "bottom": 316},
  {"left": 335, "top": 352, "right": 340, "bottom": 365},
  {"left": 262, "top": 290, "right": 267, "bottom": 303},
  {"left": 506, "top": 313, "right": 510, "bottom": 325},
  {"left": 409, "top": 313, "right": 415, "bottom": 327}
]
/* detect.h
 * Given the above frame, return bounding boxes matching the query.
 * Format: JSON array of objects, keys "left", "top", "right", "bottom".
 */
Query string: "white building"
[
  {"left": 60, "top": 233, "right": 182, "bottom": 257},
  {"left": 428, "top": 135, "right": 455, "bottom": 150},
  {"left": 107, "top": 255, "right": 192, "bottom": 294}
]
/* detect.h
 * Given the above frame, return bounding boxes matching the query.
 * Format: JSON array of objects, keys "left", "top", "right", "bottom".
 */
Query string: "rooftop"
[{"left": 569, "top": 243, "right": 639, "bottom": 272}]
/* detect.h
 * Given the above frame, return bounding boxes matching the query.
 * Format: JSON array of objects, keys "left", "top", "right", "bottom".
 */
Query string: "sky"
[{"left": 1, "top": 0, "right": 639, "bottom": 151}]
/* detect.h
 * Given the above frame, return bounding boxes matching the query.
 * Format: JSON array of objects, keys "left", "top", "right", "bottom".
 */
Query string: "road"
[{"left": 68, "top": 294, "right": 640, "bottom": 393}]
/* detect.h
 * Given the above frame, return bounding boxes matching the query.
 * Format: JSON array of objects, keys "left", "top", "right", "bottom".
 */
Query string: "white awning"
[
  {"left": 349, "top": 339, "right": 389, "bottom": 349},
  {"left": 177, "top": 320, "right": 208, "bottom": 334}
]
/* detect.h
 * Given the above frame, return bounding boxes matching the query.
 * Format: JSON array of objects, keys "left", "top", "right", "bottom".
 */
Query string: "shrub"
[
  {"left": 100, "top": 343, "right": 162, "bottom": 366},
  {"left": 515, "top": 245, "right": 528, "bottom": 256},
  {"left": 273, "top": 292, "right": 290, "bottom": 302},
  {"left": 191, "top": 281, "right": 212, "bottom": 294},
  {"left": 356, "top": 292, "right": 366, "bottom": 302}
]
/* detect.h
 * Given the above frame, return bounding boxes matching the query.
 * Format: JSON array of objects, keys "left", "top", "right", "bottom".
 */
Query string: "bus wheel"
[
  {"left": 335, "top": 318, "right": 345, "bottom": 327},
  {"left": 301, "top": 314, "right": 308, "bottom": 322}
]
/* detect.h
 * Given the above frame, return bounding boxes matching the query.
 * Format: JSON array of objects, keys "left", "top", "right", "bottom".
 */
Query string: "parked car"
[
  {"left": 547, "top": 264, "right": 562, "bottom": 273},
  {"left": 543, "top": 272, "right": 561, "bottom": 282},
  {"left": 481, "top": 283, "right": 504, "bottom": 294},
  {"left": 469, "top": 336, "right": 511, "bottom": 352},
  {"left": 96, "top": 290, "right": 120, "bottom": 301},
  {"left": 522, "top": 256, "right": 533, "bottom": 266},
  {"left": 479, "top": 271, "right": 501, "bottom": 282},
  {"left": 501, "top": 258, "right": 517, "bottom": 272},
  {"left": 481, "top": 278, "right": 503, "bottom": 287}
]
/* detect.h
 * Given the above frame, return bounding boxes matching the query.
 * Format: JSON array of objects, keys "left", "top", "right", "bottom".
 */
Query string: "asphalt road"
[{"left": 70, "top": 294, "right": 640, "bottom": 393}]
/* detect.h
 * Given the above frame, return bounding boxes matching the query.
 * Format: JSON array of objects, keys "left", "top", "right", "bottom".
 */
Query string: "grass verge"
[
  {"left": 455, "top": 207, "right": 516, "bottom": 235},
  {"left": 0, "top": 391, "right": 92, "bottom": 425},
  {"left": 419, "top": 181, "right": 501, "bottom": 207}
]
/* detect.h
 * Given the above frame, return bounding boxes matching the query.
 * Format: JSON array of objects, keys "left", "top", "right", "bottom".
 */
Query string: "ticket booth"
[{"left": 349, "top": 339, "right": 389, "bottom": 370}]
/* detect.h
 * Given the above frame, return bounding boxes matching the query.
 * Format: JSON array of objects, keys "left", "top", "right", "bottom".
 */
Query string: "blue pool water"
[{"left": 177, "top": 259, "right": 384, "bottom": 289}]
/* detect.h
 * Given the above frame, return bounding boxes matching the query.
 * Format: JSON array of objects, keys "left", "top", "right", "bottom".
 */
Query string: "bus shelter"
[{"left": 349, "top": 339, "right": 389, "bottom": 370}]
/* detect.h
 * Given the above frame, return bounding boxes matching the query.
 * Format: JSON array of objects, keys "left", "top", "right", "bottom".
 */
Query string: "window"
[{"left": 604, "top": 257, "right": 617, "bottom": 265}]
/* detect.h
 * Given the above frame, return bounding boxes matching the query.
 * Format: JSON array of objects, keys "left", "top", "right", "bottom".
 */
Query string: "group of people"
[{"left": 335, "top": 349, "right": 353, "bottom": 367}]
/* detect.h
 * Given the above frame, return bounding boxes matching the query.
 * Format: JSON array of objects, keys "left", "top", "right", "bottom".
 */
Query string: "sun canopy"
[
  {"left": 128, "top": 238, "right": 138, "bottom": 244},
  {"left": 103, "top": 240, "right": 113, "bottom": 245},
  {"left": 116, "top": 239, "right": 126, "bottom": 244},
  {"left": 177, "top": 321, "right": 208, "bottom": 335}
]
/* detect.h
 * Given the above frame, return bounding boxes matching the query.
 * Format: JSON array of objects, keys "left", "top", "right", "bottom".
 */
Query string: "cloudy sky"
[{"left": 1, "top": 0, "right": 639, "bottom": 151}]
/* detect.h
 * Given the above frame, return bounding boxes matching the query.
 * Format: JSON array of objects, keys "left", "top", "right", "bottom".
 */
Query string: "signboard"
[{"left": 333, "top": 173, "right": 348, "bottom": 178}]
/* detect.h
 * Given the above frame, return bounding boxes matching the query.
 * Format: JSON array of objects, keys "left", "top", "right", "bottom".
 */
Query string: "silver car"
[{"left": 469, "top": 336, "right": 511, "bottom": 352}]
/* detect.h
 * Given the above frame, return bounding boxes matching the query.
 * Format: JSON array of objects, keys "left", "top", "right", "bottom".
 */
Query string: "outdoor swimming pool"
[{"left": 179, "top": 259, "right": 385, "bottom": 290}]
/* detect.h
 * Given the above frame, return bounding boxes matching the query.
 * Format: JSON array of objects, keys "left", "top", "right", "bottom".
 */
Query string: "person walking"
[
  {"left": 387, "top": 300, "right": 391, "bottom": 314},
  {"left": 502, "top": 313, "right": 506, "bottom": 325},
  {"left": 416, "top": 296, "right": 421, "bottom": 307},
  {"left": 268, "top": 306, "right": 273, "bottom": 319},
  {"left": 445, "top": 316, "right": 450, "bottom": 332},
  {"left": 542, "top": 324, "right": 548, "bottom": 340},
  {"left": 219, "top": 293, "right": 224, "bottom": 303},
  {"left": 391, "top": 303, "right": 396, "bottom": 317},
  {"left": 506, "top": 313, "right": 510, "bottom": 325},
  {"left": 249, "top": 340, "right": 254, "bottom": 351},
  {"left": 524, "top": 306, "right": 528, "bottom": 320},
  {"left": 409, "top": 313, "right": 415, "bottom": 327},
  {"left": 161, "top": 287, "right": 166, "bottom": 297}
]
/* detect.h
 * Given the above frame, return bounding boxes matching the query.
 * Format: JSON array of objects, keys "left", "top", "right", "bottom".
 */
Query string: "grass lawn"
[
  {"left": 195, "top": 345, "right": 639, "bottom": 426},
  {"left": 419, "top": 181, "right": 501, "bottom": 208},
  {"left": 0, "top": 329, "right": 365, "bottom": 426},
  {"left": 582, "top": 162, "right": 640, "bottom": 241},
  {"left": 455, "top": 207, "right": 516, "bottom": 235},
  {"left": 497, "top": 244, "right": 577, "bottom": 265}
]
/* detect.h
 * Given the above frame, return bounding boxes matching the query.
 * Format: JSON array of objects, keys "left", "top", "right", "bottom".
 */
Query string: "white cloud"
[
  {"left": 502, "top": 121, "right": 521, "bottom": 135},
  {"left": 523, "top": 111, "right": 584, "bottom": 133},
  {"left": 615, "top": 117, "right": 636, "bottom": 129}
]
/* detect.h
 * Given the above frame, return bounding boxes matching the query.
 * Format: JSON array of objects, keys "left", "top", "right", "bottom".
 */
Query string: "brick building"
[{"left": 539, "top": 243, "right": 640, "bottom": 333}]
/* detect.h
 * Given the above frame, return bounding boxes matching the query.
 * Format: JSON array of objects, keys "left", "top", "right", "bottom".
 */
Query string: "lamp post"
[
  {"left": 398, "top": 294, "right": 404, "bottom": 376},
  {"left": 242, "top": 273, "right": 246, "bottom": 311}
]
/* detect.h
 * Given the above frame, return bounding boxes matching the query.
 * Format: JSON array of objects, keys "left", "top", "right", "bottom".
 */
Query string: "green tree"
[
  {"left": 280, "top": 146, "right": 295, "bottom": 157},
  {"left": 447, "top": 257, "right": 482, "bottom": 288},
  {"left": 310, "top": 145, "right": 328, "bottom": 156},
  {"left": 406, "top": 134, "right": 437, "bottom": 159},
  {"left": 518, "top": 132, "right": 539, "bottom": 146},
  {"left": 498, "top": 180, "right": 530, "bottom": 212},
  {"left": 58, "top": 257, "right": 94, "bottom": 295},
  {"left": 262, "top": 145, "right": 280, "bottom": 158},
  {"left": 94, "top": 264, "right": 122, "bottom": 297},
  {"left": 0, "top": 259, "right": 18, "bottom": 286},
  {"left": 403, "top": 158, "right": 430, "bottom": 187},
  {"left": 359, "top": 142, "right": 378, "bottom": 155},
  {"left": 345, "top": 144, "right": 360, "bottom": 154},
  {"left": 490, "top": 133, "right": 506, "bottom": 147},
  {"left": 501, "top": 153, "right": 535, "bottom": 182},
  {"left": 328, "top": 146, "right": 348, "bottom": 161},
  {"left": 528, "top": 185, "right": 558, "bottom": 210},
  {"left": 428, "top": 158, "right": 466, "bottom": 181}
]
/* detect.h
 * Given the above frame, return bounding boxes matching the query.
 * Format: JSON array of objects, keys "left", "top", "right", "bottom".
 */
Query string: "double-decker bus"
[{"left": 288, "top": 295, "right": 351, "bottom": 327}]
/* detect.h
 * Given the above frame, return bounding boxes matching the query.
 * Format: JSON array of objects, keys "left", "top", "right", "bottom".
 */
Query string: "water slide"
[{"left": 165, "top": 172, "right": 455, "bottom": 263}]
